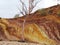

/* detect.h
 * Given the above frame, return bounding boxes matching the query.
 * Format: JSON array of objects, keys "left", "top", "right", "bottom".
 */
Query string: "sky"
[{"left": 0, "top": 0, "right": 59, "bottom": 18}]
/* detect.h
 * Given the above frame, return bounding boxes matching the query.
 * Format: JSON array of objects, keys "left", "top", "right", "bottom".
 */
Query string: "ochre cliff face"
[
  {"left": 0, "top": 15, "right": 59, "bottom": 45},
  {"left": 0, "top": 5, "right": 60, "bottom": 45}
]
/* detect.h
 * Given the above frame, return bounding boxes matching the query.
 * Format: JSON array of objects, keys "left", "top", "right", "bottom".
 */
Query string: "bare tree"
[
  {"left": 19, "top": 0, "right": 40, "bottom": 15},
  {"left": 29, "top": 0, "right": 40, "bottom": 14},
  {"left": 18, "top": 0, "right": 28, "bottom": 15},
  {"left": 19, "top": 0, "right": 41, "bottom": 41}
]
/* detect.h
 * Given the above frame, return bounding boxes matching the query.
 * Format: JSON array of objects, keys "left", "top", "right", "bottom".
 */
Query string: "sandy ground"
[{"left": 0, "top": 41, "right": 44, "bottom": 45}]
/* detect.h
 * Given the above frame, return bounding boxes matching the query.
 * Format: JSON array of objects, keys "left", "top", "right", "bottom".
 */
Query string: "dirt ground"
[{"left": 0, "top": 41, "right": 44, "bottom": 45}]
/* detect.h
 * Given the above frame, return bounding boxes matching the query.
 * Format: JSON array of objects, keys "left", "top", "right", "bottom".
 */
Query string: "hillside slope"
[{"left": 0, "top": 5, "right": 60, "bottom": 45}]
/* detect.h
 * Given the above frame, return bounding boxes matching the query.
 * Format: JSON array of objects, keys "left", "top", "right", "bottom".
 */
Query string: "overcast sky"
[{"left": 0, "top": 0, "right": 59, "bottom": 18}]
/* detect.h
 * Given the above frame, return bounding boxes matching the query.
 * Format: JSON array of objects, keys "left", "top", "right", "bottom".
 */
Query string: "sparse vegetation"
[
  {"left": 48, "top": 10, "right": 53, "bottom": 15},
  {"left": 34, "top": 9, "right": 47, "bottom": 16},
  {"left": 39, "top": 9, "right": 47, "bottom": 16},
  {"left": 57, "top": 10, "right": 60, "bottom": 16},
  {"left": 14, "top": 14, "right": 20, "bottom": 18}
]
